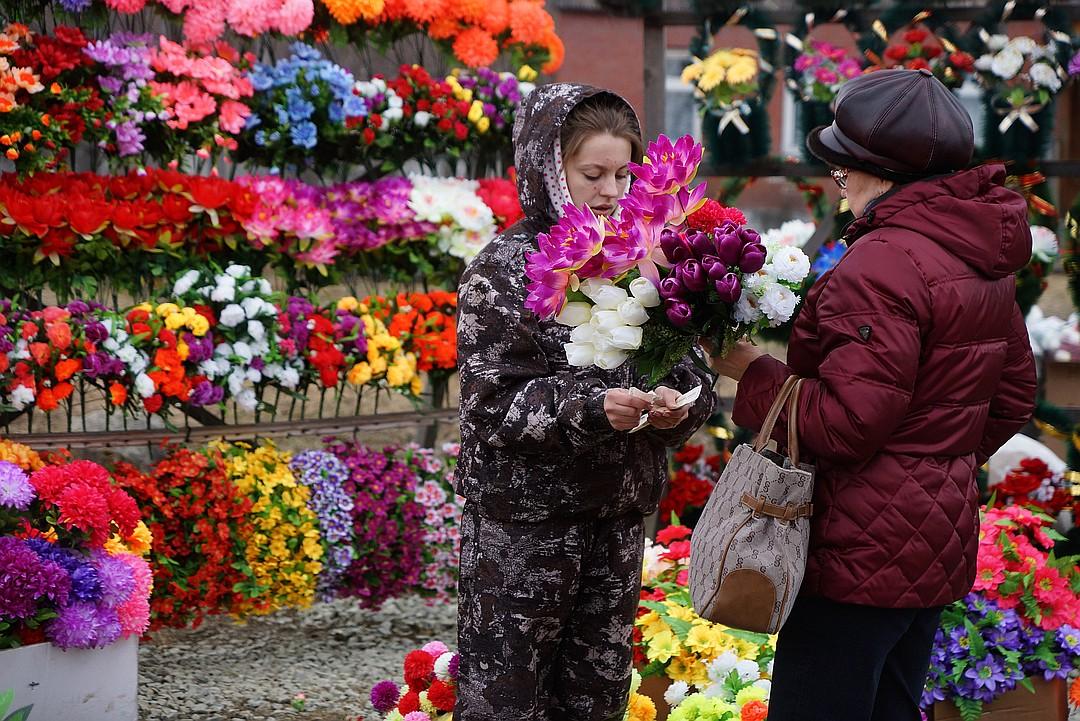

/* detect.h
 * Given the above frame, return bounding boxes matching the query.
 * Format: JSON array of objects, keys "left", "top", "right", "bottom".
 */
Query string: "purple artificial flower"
[
  {"left": 660, "top": 229, "right": 693, "bottom": 263},
  {"left": 687, "top": 230, "right": 715, "bottom": 258},
  {"left": 27, "top": 538, "right": 101, "bottom": 603},
  {"left": 675, "top": 259, "right": 708, "bottom": 293},
  {"left": 964, "top": 655, "right": 1007, "bottom": 695},
  {"left": 1056, "top": 625, "right": 1080, "bottom": 654},
  {"left": 739, "top": 243, "right": 767, "bottom": 274},
  {"left": 46, "top": 601, "right": 99, "bottom": 650},
  {"left": 115, "top": 121, "right": 146, "bottom": 156},
  {"left": 701, "top": 256, "right": 728, "bottom": 281},
  {"left": 715, "top": 227, "right": 744, "bottom": 266},
  {"left": 83, "top": 321, "right": 108, "bottom": 344},
  {"left": 182, "top": 333, "right": 214, "bottom": 364},
  {"left": 90, "top": 549, "right": 135, "bottom": 607},
  {"left": 59, "top": 0, "right": 92, "bottom": 11},
  {"left": 66, "top": 300, "right": 91, "bottom": 315},
  {"left": 370, "top": 680, "right": 401, "bottom": 713},
  {"left": 448, "top": 653, "right": 460, "bottom": 679},
  {"left": 0, "top": 536, "right": 71, "bottom": 619},
  {"left": 659, "top": 276, "right": 684, "bottom": 300},
  {"left": 1069, "top": 50, "right": 1080, "bottom": 77},
  {"left": 189, "top": 381, "right": 225, "bottom": 407},
  {"left": 665, "top": 300, "right": 693, "bottom": 328},
  {"left": 0, "top": 460, "right": 35, "bottom": 510},
  {"left": 291, "top": 450, "right": 354, "bottom": 601},
  {"left": 714, "top": 273, "right": 741, "bottom": 304}
]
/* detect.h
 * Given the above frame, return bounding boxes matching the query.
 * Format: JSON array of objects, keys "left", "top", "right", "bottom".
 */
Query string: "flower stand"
[
  {"left": 702, "top": 98, "right": 771, "bottom": 167},
  {"left": 0, "top": 637, "right": 138, "bottom": 721},
  {"left": 795, "top": 99, "right": 834, "bottom": 161},
  {"left": 928, "top": 678, "right": 1067, "bottom": 721},
  {"left": 638, "top": 674, "right": 672, "bottom": 721}
]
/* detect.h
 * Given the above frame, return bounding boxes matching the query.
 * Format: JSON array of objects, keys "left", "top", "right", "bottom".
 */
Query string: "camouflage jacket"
[{"left": 456, "top": 83, "right": 716, "bottom": 523}]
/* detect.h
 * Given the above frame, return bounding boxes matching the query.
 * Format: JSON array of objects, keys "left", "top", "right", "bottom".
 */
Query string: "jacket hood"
[
  {"left": 512, "top": 83, "right": 642, "bottom": 226},
  {"left": 847, "top": 164, "right": 1031, "bottom": 279}
]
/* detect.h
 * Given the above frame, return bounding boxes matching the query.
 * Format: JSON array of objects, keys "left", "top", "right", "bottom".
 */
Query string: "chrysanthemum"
[
  {"left": 477, "top": 0, "right": 509, "bottom": 34},
  {"left": 508, "top": 0, "right": 554, "bottom": 45},
  {"left": 104, "top": 0, "right": 147, "bottom": 11},
  {"left": 92, "top": 549, "right": 135, "bottom": 607},
  {"left": 403, "top": 0, "right": 444, "bottom": 24},
  {"left": 46, "top": 601, "right": 100, "bottom": 649},
  {"left": 428, "top": 16, "right": 460, "bottom": 40},
  {"left": 451, "top": 0, "right": 487, "bottom": 24},
  {"left": 322, "top": 0, "right": 385, "bottom": 23},
  {"left": 370, "top": 680, "right": 401, "bottom": 713},
  {"left": 181, "top": 0, "right": 228, "bottom": 44},
  {"left": 56, "top": 482, "right": 112, "bottom": 548},
  {"left": 453, "top": 27, "right": 500, "bottom": 68},
  {"left": 275, "top": 0, "right": 315, "bottom": 35},
  {"left": 0, "top": 536, "right": 71, "bottom": 618},
  {"left": 0, "top": 461, "right": 34, "bottom": 510},
  {"left": 541, "top": 29, "right": 565, "bottom": 74}
]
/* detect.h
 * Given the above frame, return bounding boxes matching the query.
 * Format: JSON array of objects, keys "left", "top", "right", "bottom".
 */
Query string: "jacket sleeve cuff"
[
  {"left": 582, "top": 386, "right": 613, "bottom": 434},
  {"left": 732, "top": 355, "right": 792, "bottom": 431}
]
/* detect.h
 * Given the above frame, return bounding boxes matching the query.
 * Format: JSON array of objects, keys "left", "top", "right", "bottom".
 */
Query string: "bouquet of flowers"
[
  {"left": 289, "top": 449, "right": 354, "bottom": 602},
  {"left": 216, "top": 441, "right": 323, "bottom": 615},
  {"left": 0, "top": 451, "right": 153, "bottom": 650},
  {"left": 242, "top": 43, "right": 366, "bottom": 173},
  {"left": 681, "top": 48, "right": 760, "bottom": 134},
  {"left": 369, "top": 641, "right": 460, "bottom": 719},
  {"left": 991, "top": 458, "right": 1077, "bottom": 522},
  {"left": 790, "top": 39, "right": 863, "bottom": 103},
  {"left": 868, "top": 27, "right": 976, "bottom": 88},
  {"left": 447, "top": 66, "right": 535, "bottom": 171},
  {"left": 524, "top": 134, "right": 811, "bottom": 382},
  {"left": 399, "top": 443, "right": 463, "bottom": 603},
  {"left": 659, "top": 444, "right": 723, "bottom": 528},
  {"left": 973, "top": 34, "right": 1067, "bottom": 137}
]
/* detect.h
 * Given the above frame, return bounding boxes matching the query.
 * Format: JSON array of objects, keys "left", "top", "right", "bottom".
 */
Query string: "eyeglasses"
[{"left": 829, "top": 168, "right": 849, "bottom": 191}]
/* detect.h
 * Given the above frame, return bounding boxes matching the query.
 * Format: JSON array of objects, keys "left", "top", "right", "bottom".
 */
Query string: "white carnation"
[
  {"left": 173, "top": 269, "right": 201, "bottom": 296},
  {"left": 242, "top": 296, "right": 266, "bottom": 319},
  {"left": 759, "top": 283, "right": 799, "bottom": 326},
  {"left": 134, "top": 373, "right": 156, "bottom": 399},
  {"left": 236, "top": 389, "right": 257, "bottom": 410},
  {"left": 9, "top": 385, "right": 35, "bottom": 410},
  {"left": 664, "top": 681, "right": 690, "bottom": 707},
  {"left": 232, "top": 341, "right": 253, "bottom": 362},
  {"left": 225, "top": 264, "right": 250, "bottom": 278},
  {"left": 991, "top": 48, "right": 1024, "bottom": 79},
  {"left": 210, "top": 284, "right": 235, "bottom": 303},
  {"left": 434, "top": 652, "right": 455, "bottom": 682},
  {"left": 247, "top": 319, "right": 266, "bottom": 342},
  {"left": 1007, "top": 36, "right": 1037, "bottom": 55},
  {"left": 987, "top": 34, "right": 1010, "bottom": 51},
  {"left": 1030, "top": 225, "right": 1058, "bottom": 262},
  {"left": 219, "top": 304, "right": 245, "bottom": 328},
  {"left": 734, "top": 659, "right": 761, "bottom": 683},
  {"left": 733, "top": 289, "right": 763, "bottom": 324},
  {"left": 707, "top": 651, "right": 739, "bottom": 683},
  {"left": 413, "top": 111, "right": 432, "bottom": 127},
  {"left": 279, "top": 367, "right": 300, "bottom": 389},
  {"left": 1029, "top": 62, "right": 1062, "bottom": 92},
  {"left": 974, "top": 54, "right": 994, "bottom": 71}
]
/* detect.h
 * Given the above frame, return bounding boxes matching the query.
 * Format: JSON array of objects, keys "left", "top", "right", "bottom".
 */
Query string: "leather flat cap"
[{"left": 807, "top": 68, "right": 974, "bottom": 182}]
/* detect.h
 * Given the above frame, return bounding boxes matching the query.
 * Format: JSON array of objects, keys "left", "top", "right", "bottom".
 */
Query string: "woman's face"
[
  {"left": 843, "top": 168, "right": 895, "bottom": 217},
  {"left": 564, "top": 132, "right": 632, "bottom": 217}
]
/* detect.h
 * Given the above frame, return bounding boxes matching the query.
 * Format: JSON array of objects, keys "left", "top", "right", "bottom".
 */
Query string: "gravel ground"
[{"left": 138, "top": 595, "right": 457, "bottom": 721}]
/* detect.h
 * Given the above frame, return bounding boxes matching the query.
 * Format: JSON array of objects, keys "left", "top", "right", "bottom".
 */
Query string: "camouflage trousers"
[{"left": 455, "top": 502, "right": 646, "bottom": 721}]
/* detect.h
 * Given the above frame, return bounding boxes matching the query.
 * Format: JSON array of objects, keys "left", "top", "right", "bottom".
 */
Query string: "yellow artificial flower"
[
  {"left": 735, "top": 685, "right": 768, "bottom": 707},
  {"left": 337, "top": 296, "right": 359, "bottom": 312},
  {"left": 190, "top": 316, "right": 210, "bottom": 337},
  {"left": 644, "top": 629, "right": 680, "bottom": 664},
  {"left": 468, "top": 100, "right": 485, "bottom": 124},
  {"left": 518, "top": 64, "right": 538, "bottom": 81},
  {"left": 726, "top": 57, "right": 758, "bottom": 84},
  {"left": 155, "top": 302, "right": 179, "bottom": 317},
  {"left": 476, "top": 116, "right": 491, "bottom": 134},
  {"left": 176, "top": 340, "right": 190, "bottom": 361},
  {"left": 370, "top": 355, "right": 388, "bottom": 376},
  {"left": 164, "top": 312, "right": 187, "bottom": 331},
  {"left": 665, "top": 602, "right": 697, "bottom": 623},
  {"left": 387, "top": 364, "right": 407, "bottom": 388},
  {"left": 627, "top": 694, "right": 657, "bottom": 721},
  {"left": 347, "top": 362, "right": 373, "bottom": 386},
  {"left": 410, "top": 375, "right": 424, "bottom": 396},
  {"left": 681, "top": 58, "right": 705, "bottom": 84},
  {"left": 133, "top": 302, "right": 152, "bottom": 313},
  {"left": 0, "top": 439, "right": 44, "bottom": 471},
  {"left": 697, "top": 64, "right": 726, "bottom": 92},
  {"left": 685, "top": 623, "right": 729, "bottom": 655},
  {"left": 667, "top": 653, "right": 709, "bottom": 686}
]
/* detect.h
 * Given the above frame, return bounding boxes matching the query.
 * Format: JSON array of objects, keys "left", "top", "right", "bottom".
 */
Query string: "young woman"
[
  {"left": 711, "top": 69, "right": 1037, "bottom": 721},
  {"left": 455, "top": 84, "right": 716, "bottom": 720}
]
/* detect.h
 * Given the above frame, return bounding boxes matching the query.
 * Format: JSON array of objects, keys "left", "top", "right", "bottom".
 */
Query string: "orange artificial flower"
[
  {"left": 36, "top": 386, "right": 58, "bottom": 412},
  {"left": 541, "top": 28, "right": 565, "bottom": 73},
  {"left": 741, "top": 701, "right": 768, "bottom": 721},
  {"left": 46, "top": 321, "right": 72, "bottom": 351},
  {"left": 5, "top": 148, "right": 17, "bottom": 160},
  {"left": 28, "top": 342, "right": 50, "bottom": 366},
  {"left": 109, "top": 381, "right": 128, "bottom": 406},
  {"left": 54, "top": 358, "right": 80, "bottom": 382},
  {"left": 453, "top": 26, "right": 500, "bottom": 68},
  {"left": 480, "top": 0, "right": 510, "bottom": 34},
  {"left": 428, "top": 16, "right": 460, "bottom": 40},
  {"left": 403, "top": 0, "right": 444, "bottom": 24},
  {"left": 452, "top": 0, "right": 487, "bottom": 24},
  {"left": 508, "top": 0, "right": 554, "bottom": 45},
  {"left": 0, "top": 95, "right": 13, "bottom": 113}
]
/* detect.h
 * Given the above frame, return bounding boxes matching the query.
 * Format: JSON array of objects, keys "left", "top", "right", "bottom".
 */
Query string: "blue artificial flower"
[
  {"left": 268, "top": 130, "right": 282, "bottom": 143},
  {"left": 286, "top": 90, "right": 315, "bottom": 122},
  {"left": 343, "top": 94, "right": 367, "bottom": 118},
  {"left": 328, "top": 103, "right": 344, "bottom": 124},
  {"left": 249, "top": 67, "right": 276, "bottom": 92},
  {"left": 254, "top": 130, "right": 267, "bottom": 146},
  {"left": 811, "top": 241, "right": 847, "bottom": 275},
  {"left": 291, "top": 43, "right": 322, "bottom": 63},
  {"left": 275, "top": 104, "right": 291, "bottom": 126},
  {"left": 290, "top": 121, "right": 318, "bottom": 149},
  {"left": 245, "top": 113, "right": 262, "bottom": 130},
  {"left": 1057, "top": 625, "right": 1080, "bottom": 654}
]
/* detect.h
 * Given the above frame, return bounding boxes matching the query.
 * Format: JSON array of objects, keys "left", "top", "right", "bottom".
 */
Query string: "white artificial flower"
[
  {"left": 641, "top": 540, "right": 671, "bottom": 582},
  {"left": 354, "top": 80, "right": 374, "bottom": 96},
  {"left": 617, "top": 298, "right": 650, "bottom": 326},
  {"left": 974, "top": 54, "right": 995, "bottom": 71},
  {"left": 199, "top": 359, "right": 219, "bottom": 378},
  {"left": 591, "top": 310, "right": 624, "bottom": 332},
  {"left": 129, "top": 354, "right": 148, "bottom": 376},
  {"left": 733, "top": 289, "right": 763, "bottom": 324},
  {"left": 564, "top": 342, "right": 596, "bottom": 367},
  {"left": 1007, "top": 36, "right": 1037, "bottom": 55},
  {"left": 258, "top": 279, "right": 272, "bottom": 295},
  {"left": 215, "top": 342, "right": 233, "bottom": 357},
  {"left": 520, "top": 82, "right": 536, "bottom": 96},
  {"left": 117, "top": 345, "right": 138, "bottom": 364},
  {"left": 173, "top": 269, "right": 201, "bottom": 296},
  {"left": 232, "top": 341, "right": 253, "bottom": 362},
  {"left": 629, "top": 277, "right": 661, "bottom": 307},
  {"left": 578, "top": 277, "right": 613, "bottom": 301},
  {"left": 236, "top": 389, "right": 257, "bottom": 410},
  {"left": 1029, "top": 62, "right": 1062, "bottom": 92},
  {"left": 664, "top": 681, "right": 690, "bottom": 707},
  {"left": 987, "top": 34, "right": 1010, "bottom": 51},
  {"left": 215, "top": 273, "right": 236, "bottom": 287},
  {"left": 707, "top": 651, "right": 739, "bottom": 683},
  {"left": 228, "top": 370, "right": 246, "bottom": 396},
  {"left": 225, "top": 264, "right": 250, "bottom": 278},
  {"left": 388, "top": 95, "right": 403, "bottom": 109},
  {"left": 766, "top": 659, "right": 774, "bottom": 676},
  {"left": 1030, "top": 225, "right": 1059, "bottom": 262},
  {"left": 219, "top": 304, "right": 245, "bottom": 328},
  {"left": 734, "top": 659, "right": 761, "bottom": 683},
  {"left": 609, "top": 325, "right": 643, "bottom": 350},
  {"left": 241, "top": 280, "right": 256, "bottom": 293},
  {"left": 765, "top": 247, "right": 811, "bottom": 283},
  {"left": 591, "top": 330, "right": 615, "bottom": 353},
  {"left": 199, "top": 285, "right": 214, "bottom": 298},
  {"left": 247, "top": 320, "right": 266, "bottom": 342},
  {"left": 384, "top": 107, "right": 403, "bottom": 122},
  {"left": 214, "top": 357, "right": 231, "bottom": 376},
  {"left": 762, "top": 219, "right": 816, "bottom": 250},
  {"left": 134, "top": 373, "right": 156, "bottom": 398},
  {"left": 242, "top": 296, "right": 267, "bottom": 319},
  {"left": 413, "top": 111, "right": 432, "bottom": 127},
  {"left": 252, "top": 340, "right": 270, "bottom": 356},
  {"left": 280, "top": 366, "right": 300, "bottom": 389},
  {"left": 590, "top": 285, "right": 629, "bottom": 311},
  {"left": 593, "top": 348, "right": 629, "bottom": 370},
  {"left": 570, "top": 324, "right": 597, "bottom": 344},
  {"left": 9, "top": 385, "right": 35, "bottom": 410},
  {"left": 759, "top": 283, "right": 798, "bottom": 326},
  {"left": 372, "top": 78, "right": 387, "bottom": 93},
  {"left": 210, "top": 284, "right": 236, "bottom": 303},
  {"left": 753, "top": 679, "right": 772, "bottom": 697},
  {"left": 103, "top": 337, "right": 120, "bottom": 352},
  {"left": 991, "top": 48, "right": 1024, "bottom": 79},
  {"left": 556, "top": 302, "right": 593, "bottom": 327},
  {"left": 434, "top": 652, "right": 455, "bottom": 682},
  {"left": 245, "top": 367, "right": 262, "bottom": 384}
]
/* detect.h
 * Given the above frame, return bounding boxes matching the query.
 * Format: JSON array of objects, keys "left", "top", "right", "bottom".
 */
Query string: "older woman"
[{"left": 712, "top": 69, "right": 1037, "bottom": 721}]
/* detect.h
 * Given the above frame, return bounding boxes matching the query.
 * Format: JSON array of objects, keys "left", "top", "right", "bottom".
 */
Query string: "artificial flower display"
[
  {"left": 681, "top": 48, "right": 761, "bottom": 135},
  {"left": 524, "top": 134, "right": 810, "bottom": 380},
  {"left": 659, "top": 443, "right": 723, "bottom": 526},
  {"left": 369, "top": 641, "right": 460, "bottom": 719},
  {"left": 790, "top": 39, "right": 863, "bottom": 104},
  {"left": 868, "top": 26, "right": 976, "bottom": 88},
  {"left": 400, "top": 443, "right": 462, "bottom": 604},
  {"left": 0, "top": 452, "right": 153, "bottom": 650}
]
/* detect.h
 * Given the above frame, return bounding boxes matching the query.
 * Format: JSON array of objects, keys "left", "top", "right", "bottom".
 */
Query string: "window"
[{"left": 664, "top": 50, "right": 701, "bottom": 139}]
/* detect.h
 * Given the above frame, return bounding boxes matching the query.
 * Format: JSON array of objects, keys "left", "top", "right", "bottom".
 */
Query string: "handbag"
[{"left": 689, "top": 376, "right": 815, "bottom": 634}]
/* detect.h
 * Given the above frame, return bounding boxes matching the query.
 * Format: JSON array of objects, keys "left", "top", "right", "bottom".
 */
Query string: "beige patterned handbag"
[{"left": 689, "top": 376, "right": 815, "bottom": 634}]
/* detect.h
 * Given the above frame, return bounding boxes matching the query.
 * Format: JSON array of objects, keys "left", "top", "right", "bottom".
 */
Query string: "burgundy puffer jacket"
[{"left": 733, "top": 164, "right": 1037, "bottom": 609}]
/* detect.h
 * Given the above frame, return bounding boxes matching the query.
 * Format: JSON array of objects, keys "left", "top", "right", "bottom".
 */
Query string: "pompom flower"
[
  {"left": 453, "top": 27, "right": 500, "bottom": 68},
  {"left": 404, "top": 649, "right": 436, "bottom": 689},
  {"left": 91, "top": 549, "right": 135, "bottom": 607},
  {"left": 422, "top": 640, "right": 450, "bottom": 657},
  {"left": 508, "top": 0, "right": 554, "bottom": 45},
  {"left": 370, "top": 680, "right": 402, "bottom": 713},
  {"left": 0, "top": 460, "right": 34, "bottom": 510}
]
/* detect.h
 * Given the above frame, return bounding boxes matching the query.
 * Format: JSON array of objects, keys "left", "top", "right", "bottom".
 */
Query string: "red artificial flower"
[
  {"left": 674, "top": 444, "right": 704, "bottom": 464},
  {"left": 109, "top": 381, "right": 128, "bottom": 406},
  {"left": 54, "top": 357, "right": 80, "bottom": 381},
  {"left": 143, "top": 394, "right": 163, "bottom": 414},
  {"left": 68, "top": 200, "right": 112, "bottom": 236},
  {"left": 656, "top": 525, "right": 692, "bottom": 545},
  {"left": 742, "top": 700, "right": 769, "bottom": 721},
  {"left": 924, "top": 44, "right": 942, "bottom": 59},
  {"left": 885, "top": 44, "right": 910, "bottom": 62},
  {"left": 56, "top": 481, "right": 112, "bottom": 547},
  {"left": 404, "top": 650, "right": 436, "bottom": 690},
  {"left": 950, "top": 52, "right": 975, "bottom": 71},
  {"left": 903, "top": 28, "right": 929, "bottom": 45},
  {"left": 29, "top": 465, "right": 69, "bottom": 504},
  {"left": 29, "top": 341, "right": 51, "bottom": 366},
  {"left": 107, "top": 486, "right": 141, "bottom": 536},
  {"left": 662, "top": 540, "right": 692, "bottom": 562},
  {"left": 906, "top": 57, "right": 931, "bottom": 71},
  {"left": 687, "top": 199, "right": 746, "bottom": 231},
  {"left": 397, "top": 690, "right": 421, "bottom": 715},
  {"left": 427, "top": 680, "right": 456, "bottom": 711}
]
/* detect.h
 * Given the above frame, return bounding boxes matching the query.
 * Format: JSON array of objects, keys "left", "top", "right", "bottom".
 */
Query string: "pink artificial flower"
[
  {"left": 601, "top": 213, "right": 668, "bottom": 284},
  {"left": 662, "top": 183, "right": 709, "bottom": 227},
  {"left": 105, "top": 0, "right": 147, "bottom": 11},
  {"left": 218, "top": 99, "right": 251, "bottom": 134},
  {"left": 158, "top": 0, "right": 192, "bottom": 11},
  {"left": 838, "top": 59, "right": 862, "bottom": 79},
  {"left": 164, "top": 81, "right": 217, "bottom": 128},
  {"left": 537, "top": 203, "right": 607, "bottom": 271},
  {"left": 815, "top": 67, "right": 839, "bottom": 85},
  {"left": 294, "top": 239, "right": 340, "bottom": 267},
  {"left": 524, "top": 264, "right": 574, "bottom": 319},
  {"left": 794, "top": 55, "right": 819, "bottom": 72},
  {"left": 628, "top": 134, "right": 703, "bottom": 195},
  {"left": 183, "top": 0, "right": 228, "bottom": 45},
  {"left": 973, "top": 553, "right": 1006, "bottom": 592},
  {"left": 228, "top": 0, "right": 280, "bottom": 37},
  {"left": 274, "top": 0, "right": 315, "bottom": 36}
]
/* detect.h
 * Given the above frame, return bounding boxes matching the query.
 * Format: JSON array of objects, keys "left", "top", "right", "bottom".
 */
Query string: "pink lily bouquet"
[{"left": 524, "top": 134, "right": 811, "bottom": 382}]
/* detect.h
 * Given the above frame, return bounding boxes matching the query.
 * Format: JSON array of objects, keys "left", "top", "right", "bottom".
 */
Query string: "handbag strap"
[
  {"left": 741, "top": 493, "right": 814, "bottom": 523},
  {"left": 753, "top": 375, "right": 799, "bottom": 454},
  {"left": 787, "top": 379, "right": 804, "bottom": 468}
]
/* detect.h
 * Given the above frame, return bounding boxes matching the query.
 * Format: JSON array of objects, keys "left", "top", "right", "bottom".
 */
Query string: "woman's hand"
[
  {"left": 704, "top": 340, "right": 766, "bottom": 381},
  {"left": 604, "top": 389, "right": 652, "bottom": 431},
  {"left": 648, "top": 386, "right": 691, "bottom": 429}
]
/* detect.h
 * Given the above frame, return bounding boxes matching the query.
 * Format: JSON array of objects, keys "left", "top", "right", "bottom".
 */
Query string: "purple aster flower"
[
  {"left": 964, "top": 655, "right": 1007, "bottom": 695},
  {"left": 47, "top": 601, "right": 100, "bottom": 649},
  {"left": 448, "top": 653, "right": 459, "bottom": 679},
  {"left": 91, "top": 550, "right": 135, "bottom": 607},
  {"left": 369, "top": 680, "right": 400, "bottom": 713},
  {"left": 0, "top": 536, "right": 71, "bottom": 618},
  {"left": 291, "top": 450, "right": 354, "bottom": 600},
  {"left": 1056, "top": 625, "right": 1080, "bottom": 654},
  {"left": 1069, "top": 50, "right": 1080, "bottom": 77},
  {"left": 66, "top": 300, "right": 90, "bottom": 315},
  {"left": 59, "top": 0, "right": 92, "bottom": 11},
  {"left": 189, "top": 381, "right": 224, "bottom": 407},
  {"left": 0, "top": 461, "right": 35, "bottom": 510},
  {"left": 27, "top": 539, "right": 101, "bottom": 603}
]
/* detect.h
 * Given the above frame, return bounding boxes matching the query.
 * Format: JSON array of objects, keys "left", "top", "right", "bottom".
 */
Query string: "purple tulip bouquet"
[{"left": 524, "top": 134, "right": 810, "bottom": 382}]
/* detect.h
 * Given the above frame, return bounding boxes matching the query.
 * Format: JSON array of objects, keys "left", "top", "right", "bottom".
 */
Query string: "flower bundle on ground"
[
  {"left": 369, "top": 640, "right": 459, "bottom": 720},
  {"left": 399, "top": 443, "right": 462, "bottom": 603}
]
